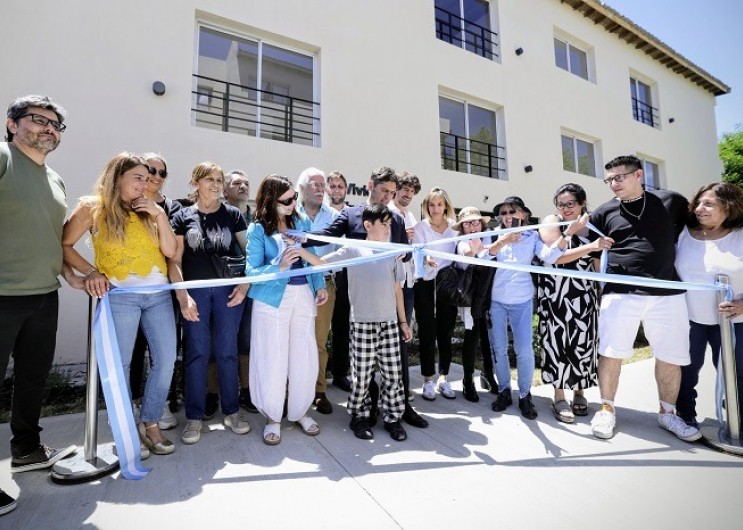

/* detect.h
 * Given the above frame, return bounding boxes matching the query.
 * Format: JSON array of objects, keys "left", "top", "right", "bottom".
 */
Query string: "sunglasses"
[
  {"left": 276, "top": 192, "right": 298, "bottom": 206},
  {"left": 499, "top": 209, "right": 517, "bottom": 216},
  {"left": 145, "top": 166, "right": 168, "bottom": 178}
]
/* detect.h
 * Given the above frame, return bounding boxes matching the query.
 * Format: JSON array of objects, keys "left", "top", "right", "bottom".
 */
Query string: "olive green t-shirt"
[{"left": 0, "top": 142, "right": 67, "bottom": 295}]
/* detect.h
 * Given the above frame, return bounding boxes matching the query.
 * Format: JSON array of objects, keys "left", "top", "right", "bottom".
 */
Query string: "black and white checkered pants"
[{"left": 348, "top": 320, "right": 405, "bottom": 422}]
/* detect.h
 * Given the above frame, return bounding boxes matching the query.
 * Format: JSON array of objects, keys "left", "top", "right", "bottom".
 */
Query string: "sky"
[{"left": 604, "top": 0, "right": 742, "bottom": 138}]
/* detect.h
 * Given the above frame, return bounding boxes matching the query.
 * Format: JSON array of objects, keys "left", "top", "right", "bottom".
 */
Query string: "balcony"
[
  {"left": 631, "top": 97, "right": 660, "bottom": 129},
  {"left": 435, "top": 6, "right": 499, "bottom": 60},
  {"left": 440, "top": 131, "right": 506, "bottom": 179},
  {"left": 192, "top": 74, "right": 320, "bottom": 146}
]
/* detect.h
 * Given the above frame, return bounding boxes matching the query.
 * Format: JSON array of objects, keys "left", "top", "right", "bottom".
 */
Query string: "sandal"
[
  {"left": 138, "top": 422, "right": 175, "bottom": 455},
  {"left": 263, "top": 422, "right": 281, "bottom": 446},
  {"left": 552, "top": 400, "right": 575, "bottom": 424},
  {"left": 295, "top": 415, "right": 320, "bottom": 436},
  {"left": 571, "top": 394, "right": 589, "bottom": 416}
]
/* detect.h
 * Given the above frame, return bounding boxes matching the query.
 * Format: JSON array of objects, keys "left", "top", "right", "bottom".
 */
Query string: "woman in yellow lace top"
[{"left": 62, "top": 152, "right": 178, "bottom": 456}]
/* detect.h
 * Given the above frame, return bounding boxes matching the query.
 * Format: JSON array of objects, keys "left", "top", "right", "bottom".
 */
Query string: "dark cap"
[{"left": 493, "top": 196, "right": 532, "bottom": 217}]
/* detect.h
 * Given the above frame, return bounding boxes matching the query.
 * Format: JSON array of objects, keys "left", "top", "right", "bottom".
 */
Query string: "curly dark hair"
[{"left": 687, "top": 182, "right": 743, "bottom": 229}]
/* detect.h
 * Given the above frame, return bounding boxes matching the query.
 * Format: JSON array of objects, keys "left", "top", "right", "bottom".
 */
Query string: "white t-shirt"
[
  {"left": 412, "top": 219, "right": 457, "bottom": 281},
  {"left": 675, "top": 226, "right": 743, "bottom": 325}
]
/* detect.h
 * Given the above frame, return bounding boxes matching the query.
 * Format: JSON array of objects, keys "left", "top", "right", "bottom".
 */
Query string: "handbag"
[
  {"left": 210, "top": 254, "right": 246, "bottom": 278},
  {"left": 435, "top": 265, "right": 474, "bottom": 307}
]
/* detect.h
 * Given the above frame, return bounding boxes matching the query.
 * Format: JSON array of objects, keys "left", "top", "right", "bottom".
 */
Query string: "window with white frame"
[
  {"left": 193, "top": 25, "right": 319, "bottom": 146},
  {"left": 561, "top": 133, "right": 597, "bottom": 177},
  {"left": 630, "top": 76, "right": 659, "bottom": 128},
  {"left": 554, "top": 36, "right": 589, "bottom": 80},
  {"left": 639, "top": 157, "right": 662, "bottom": 190},
  {"left": 435, "top": 0, "right": 499, "bottom": 60},
  {"left": 439, "top": 95, "right": 505, "bottom": 179}
]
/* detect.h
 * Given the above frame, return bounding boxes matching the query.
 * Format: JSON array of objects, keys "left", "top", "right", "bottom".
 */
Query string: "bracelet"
[{"left": 84, "top": 267, "right": 98, "bottom": 277}]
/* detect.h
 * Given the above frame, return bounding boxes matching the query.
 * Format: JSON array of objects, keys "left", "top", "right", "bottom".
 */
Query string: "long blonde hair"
[
  {"left": 421, "top": 186, "right": 455, "bottom": 222},
  {"left": 85, "top": 152, "right": 157, "bottom": 243}
]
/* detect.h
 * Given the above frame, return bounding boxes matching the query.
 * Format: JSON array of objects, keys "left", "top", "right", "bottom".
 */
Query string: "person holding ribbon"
[
  {"left": 481, "top": 196, "right": 581, "bottom": 420},
  {"left": 675, "top": 182, "right": 743, "bottom": 428},
  {"left": 538, "top": 184, "right": 614, "bottom": 423},
  {"left": 169, "top": 162, "right": 251, "bottom": 445},
  {"left": 62, "top": 152, "right": 178, "bottom": 456},
  {"left": 412, "top": 187, "right": 458, "bottom": 401},
  {"left": 246, "top": 174, "right": 327, "bottom": 446}
]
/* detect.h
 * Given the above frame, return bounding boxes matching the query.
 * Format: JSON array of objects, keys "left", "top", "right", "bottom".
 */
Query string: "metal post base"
[
  {"left": 50, "top": 443, "right": 119, "bottom": 484},
  {"left": 701, "top": 424, "right": 743, "bottom": 457}
]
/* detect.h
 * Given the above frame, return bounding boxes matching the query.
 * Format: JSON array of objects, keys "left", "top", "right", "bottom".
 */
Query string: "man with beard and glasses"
[
  {"left": 1, "top": 95, "right": 81, "bottom": 515},
  {"left": 296, "top": 168, "right": 339, "bottom": 414}
]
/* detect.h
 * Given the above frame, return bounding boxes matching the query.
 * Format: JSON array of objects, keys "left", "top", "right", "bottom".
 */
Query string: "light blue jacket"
[{"left": 246, "top": 214, "right": 325, "bottom": 308}]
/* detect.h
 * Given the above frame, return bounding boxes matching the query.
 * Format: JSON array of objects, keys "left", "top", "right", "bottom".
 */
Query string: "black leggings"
[
  {"left": 414, "top": 278, "right": 457, "bottom": 378},
  {"left": 461, "top": 316, "right": 494, "bottom": 380}
]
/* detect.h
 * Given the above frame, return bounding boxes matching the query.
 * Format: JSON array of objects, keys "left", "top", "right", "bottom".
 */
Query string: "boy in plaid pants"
[{"left": 298, "top": 204, "right": 412, "bottom": 441}]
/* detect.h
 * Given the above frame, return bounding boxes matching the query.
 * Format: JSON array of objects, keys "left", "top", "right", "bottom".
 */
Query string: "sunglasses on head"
[
  {"left": 276, "top": 191, "right": 298, "bottom": 206},
  {"left": 145, "top": 166, "right": 168, "bottom": 179}
]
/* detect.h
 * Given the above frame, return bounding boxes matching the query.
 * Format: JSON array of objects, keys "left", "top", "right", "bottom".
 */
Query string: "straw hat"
[{"left": 453, "top": 206, "right": 491, "bottom": 231}]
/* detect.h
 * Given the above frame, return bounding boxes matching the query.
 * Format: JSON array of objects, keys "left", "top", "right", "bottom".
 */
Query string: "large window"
[
  {"left": 561, "top": 133, "right": 597, "bottom": 177},
  {"left": 439, "top": 95, "right": 504, "bottom": 179},
  {"left": 435, "top": 0, "right": 498, "bottom": 60},
  {"left": 193, "top": 26, "right": 319, "bottom": 146},
  {"left": 554, "top": 37, "right": 589, "bottom": 80},
  {"left": 630, "top": 77, "right": 659, "bottom": 128}
]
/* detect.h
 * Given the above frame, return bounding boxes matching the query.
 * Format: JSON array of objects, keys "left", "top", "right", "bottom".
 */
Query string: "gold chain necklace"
[{"left": 620, "top": 193, "right": 646, "bottom": 219}]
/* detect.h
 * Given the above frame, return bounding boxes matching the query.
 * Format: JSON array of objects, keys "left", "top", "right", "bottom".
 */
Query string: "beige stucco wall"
[{"left": 0, "top": 0, "right": 723, "bottom": 364}]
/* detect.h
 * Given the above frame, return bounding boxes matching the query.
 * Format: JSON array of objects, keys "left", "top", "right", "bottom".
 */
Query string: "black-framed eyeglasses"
[
  {"left": 556, "top": 200, "right": 578, "bottom": 209},
  {"left": 276, "top": 192, "right": 298, "bottom": 206},
  {"left": 18, "top": 113, "right": 66, "bottom": 132},
  {"left": 603, "top": 171, "right": 635, "bottom": 185},
  {"left": 145, "top": 166, "right": 168, "bottom": 179}
]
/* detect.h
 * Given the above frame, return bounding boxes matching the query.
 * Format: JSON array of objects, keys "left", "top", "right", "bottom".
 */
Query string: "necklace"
[{"left": 620, "top": 193, "right": 646, "bottom": 219}]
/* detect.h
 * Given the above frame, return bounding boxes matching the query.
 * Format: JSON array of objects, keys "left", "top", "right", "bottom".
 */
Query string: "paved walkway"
[{"left": 1, "top": 359, "right": 742, "bottom": 529}]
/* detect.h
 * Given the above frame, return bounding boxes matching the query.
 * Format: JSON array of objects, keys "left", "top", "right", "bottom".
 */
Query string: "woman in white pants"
[{"left": 246, "top": 175, "right": 328, "bottom": 445}]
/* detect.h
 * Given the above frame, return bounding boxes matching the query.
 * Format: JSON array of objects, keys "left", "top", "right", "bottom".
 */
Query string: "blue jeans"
[
  {"left": 678, "top": 320, "right": 743, "bottom": 426},
  {"left": 108, "top": 290, "right": 177, "bottom": 423},
  {"left": 489, "top": 299, "right": 534, "bottom": 398},
  {"left": 182, "top": 286, "right": 242, "bottom": 420}
]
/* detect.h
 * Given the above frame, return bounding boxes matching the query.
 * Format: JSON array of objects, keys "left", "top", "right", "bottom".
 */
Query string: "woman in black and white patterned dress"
[{"left": 537, "top": 183, "right": 614, "bottom": 423}]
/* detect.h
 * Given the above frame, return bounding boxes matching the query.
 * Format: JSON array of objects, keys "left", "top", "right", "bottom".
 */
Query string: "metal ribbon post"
[
  {"left": 702, "top": 273, "right": 743, "bottom": 455},
  {"left": 51, "top": 296, "right": 119, "bottom": 483}
]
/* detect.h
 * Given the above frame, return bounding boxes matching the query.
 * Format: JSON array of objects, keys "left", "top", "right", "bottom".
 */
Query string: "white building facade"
[{"left": 0, "top": 0, "right": 729, "bottom": 364}]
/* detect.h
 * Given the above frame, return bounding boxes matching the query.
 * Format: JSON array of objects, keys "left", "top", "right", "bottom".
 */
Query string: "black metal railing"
[
  {"left": 192, "top": 74, "right": 320, "bottom": 146},
  {"left": 631, "top": 97, "right": 660, "bottom": 129},
  {"left": 440, "top": 131, "right": 506, "bottom": 179},
  {"left": 435, "top": 6, "right": 498, "bottom": 60}
]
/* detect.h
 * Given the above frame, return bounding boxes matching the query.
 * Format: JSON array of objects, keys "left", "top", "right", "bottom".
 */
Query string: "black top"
[
  {"left": 171, "top": 203, "right": 247, "bottom": 280},
  {"left": 589, "top": 189, "right": 688, "bottom": 296}
]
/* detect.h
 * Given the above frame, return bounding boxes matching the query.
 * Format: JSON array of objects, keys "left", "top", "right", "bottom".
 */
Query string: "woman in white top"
[
  {"left": 675, "top": 182, "right": 743, "bottom": 428},
  {"left": 412, "top": 187, "right": 458, "bottom": 401}
]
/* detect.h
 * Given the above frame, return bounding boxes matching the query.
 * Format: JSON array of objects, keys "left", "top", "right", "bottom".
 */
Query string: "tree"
[{"left": 719, "top": 126, "right": 743, "bottom": 187}]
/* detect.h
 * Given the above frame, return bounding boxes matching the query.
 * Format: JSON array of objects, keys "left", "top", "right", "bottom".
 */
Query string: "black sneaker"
[
  {"left": 384, "top": 421, "right": 407, "bottom": 442},
  {"left": 313, "top": 392, "right": 333, "bottom": 415},
  {"left": 402, "top": 405, "right": 429, "bottom": 428},
  {"left": 11, "top": 444, "right": 77, "bottom": 473},
  {"left": 0, "top": 488, "right": 17, "bottom": 516},
  {"left": 332, "top": 376, "right": 352, "bottom": 392},
  {"left": 491, "top": 388, "right": 512, "bottom": 412},
  {"left": 463, "top": 378, "right": 479, "bottom": 402},
  {"left": 203, "top": 393, "right": 219, "bottom": 420},
  {"left": 519, "top": 393, "right": 538, "bottom": 420},
  {"left": 350, "top": 415, "right": 373, "bottom": 440},
  {"left": 239, "top": 388, "right": 258, "bottom": 413}
]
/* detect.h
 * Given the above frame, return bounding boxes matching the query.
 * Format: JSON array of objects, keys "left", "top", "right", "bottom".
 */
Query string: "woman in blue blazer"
[{"left": 246, "top": 174, "right": 327, "bottom": 445}]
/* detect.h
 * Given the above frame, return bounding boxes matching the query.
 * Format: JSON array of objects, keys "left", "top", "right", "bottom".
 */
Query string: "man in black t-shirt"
[{"left": 588, "top": 155, "right": 701, "bottom": 443}]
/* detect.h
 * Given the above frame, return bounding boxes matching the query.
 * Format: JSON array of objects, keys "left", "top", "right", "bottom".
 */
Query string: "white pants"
[{"left": 250, "top": 285, "right": 318, "bottom": 422}]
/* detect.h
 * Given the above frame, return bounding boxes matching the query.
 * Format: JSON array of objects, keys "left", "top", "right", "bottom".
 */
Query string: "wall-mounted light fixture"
[
  {"left": 524, "top": 165, "right": 533, "bottom": 173},
  {"left": 152, "top": 81, "right": 166, "bottom": 96},
  {"left": 669, "top": 117, "right": 675, "bottom": 124},
  {"left": 515, "top": 47, "right": 524, "bottom": 56},
  {"left": 483, "top": 195, "right": 490, "bottom": 203}
]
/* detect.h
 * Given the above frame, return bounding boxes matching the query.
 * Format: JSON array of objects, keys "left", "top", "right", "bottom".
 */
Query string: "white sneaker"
[
  {"left": 224, "top": 413, "right": 251, "bottom": 435},
  {"left": 158, "top": 404, "right": 177, "bottom": 430},
  {"left": 422, "top": 380, "right": 436, "bottom": 401},
  {"left": 658, "top": 411, "right": 702, "bottom": 442},
  {"left": 437, "top": 380, "right": 456, "bottom": 399},
  {"left": 181, "top": 420, "right": 203, "bottom": 445},
  {"left": 591, "top": 407, "right": 616, "bottom": 439}
]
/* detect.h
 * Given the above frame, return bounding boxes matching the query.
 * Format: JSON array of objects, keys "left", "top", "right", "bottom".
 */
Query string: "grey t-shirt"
[{"left": 323, "top": 246, "right": 404, "bottom": 323}]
